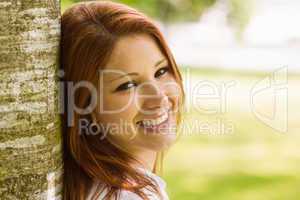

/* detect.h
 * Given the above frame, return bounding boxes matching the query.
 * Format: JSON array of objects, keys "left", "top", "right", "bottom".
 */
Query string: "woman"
[{"left": 60, "top": 1, "right": 185, "bottom": 199}]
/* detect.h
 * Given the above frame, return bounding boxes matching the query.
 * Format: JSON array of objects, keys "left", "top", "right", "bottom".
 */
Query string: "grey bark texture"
[{"left": 0, "top": 0, "right": 63, "bottom": 199}]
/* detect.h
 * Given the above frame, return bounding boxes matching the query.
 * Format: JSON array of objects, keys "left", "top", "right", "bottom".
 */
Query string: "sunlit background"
[{"left": 62, "top": 0, "right": 300, "bottom": 199}]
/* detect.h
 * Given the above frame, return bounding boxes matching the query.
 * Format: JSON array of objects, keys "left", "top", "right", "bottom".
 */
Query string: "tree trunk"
[{"left": 0, "top": 0, "right": 63, "bottom": 199}]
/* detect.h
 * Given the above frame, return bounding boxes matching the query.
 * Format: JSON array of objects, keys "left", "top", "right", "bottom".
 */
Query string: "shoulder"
[
  {"left": 86, "top": 183, "right": 139, "bottom": 199},
  {"left": 87, "top": 169, "right": 169, "bottom": 200},
  {"left": 87, "top": 181, "right": 168, "bottom": 200}
]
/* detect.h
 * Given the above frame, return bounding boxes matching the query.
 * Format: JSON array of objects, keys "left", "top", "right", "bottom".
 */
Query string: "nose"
[{"left": 137, "top": 81, "right": 171, "bottom": 115}]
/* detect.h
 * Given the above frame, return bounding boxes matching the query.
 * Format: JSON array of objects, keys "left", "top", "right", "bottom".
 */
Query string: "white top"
[{"left": 86, "top": 167, "right": 169, "bottom": 200}]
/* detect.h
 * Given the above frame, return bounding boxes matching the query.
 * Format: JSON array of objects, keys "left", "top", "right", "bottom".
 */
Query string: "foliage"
[
  {"left": 64, "top": 0, "right": 218, "bottom": 23},
  {"left": 62, "top": 0, "right": 254, "bottom": 40},
  {"left": 227, "top": 0, "right": 254, "bottom": 40},
  {"left": 118, "top": 0, "right": 217, "bottom": 23}
]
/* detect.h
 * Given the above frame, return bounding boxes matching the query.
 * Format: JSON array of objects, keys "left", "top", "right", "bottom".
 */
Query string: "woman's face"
[{"left": 95, "top": 34, "right": 181, "bottom": 154}]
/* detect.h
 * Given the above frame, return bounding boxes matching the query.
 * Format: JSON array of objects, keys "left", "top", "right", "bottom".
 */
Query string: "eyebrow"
[{"left": 108, "top": 58, "right": 167, "bottom": 82}]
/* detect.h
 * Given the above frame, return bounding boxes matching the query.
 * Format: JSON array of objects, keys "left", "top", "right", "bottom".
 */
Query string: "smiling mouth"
[{"left": 136, "top": 111, "right": 170, "bottom": 127}]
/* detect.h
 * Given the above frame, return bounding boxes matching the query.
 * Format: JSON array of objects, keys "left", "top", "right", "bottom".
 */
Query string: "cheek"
[
  {"left": 102, "top": 95, "right": 130, "bottom": 111},
  {"left": 162, "top": 80, "right": 181, "bottom": 100},
  {"left": 98, "top": 92, "right": 139, "bottom": 124}
]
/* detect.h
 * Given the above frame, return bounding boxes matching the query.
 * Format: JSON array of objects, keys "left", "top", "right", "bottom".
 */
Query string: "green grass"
[
  {"left": 163, "top": 67, "right": 300, "bottom": 200},
  {"left": 166, "top": 171, "right": 300, "bottom": 200}
]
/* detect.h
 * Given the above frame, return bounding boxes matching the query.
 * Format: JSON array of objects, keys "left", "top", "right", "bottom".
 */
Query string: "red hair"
[{"left": 60, "top": 1, "right": 185, "bottom": 200}]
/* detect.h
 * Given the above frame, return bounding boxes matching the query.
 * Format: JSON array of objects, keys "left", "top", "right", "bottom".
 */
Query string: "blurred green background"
[{"left": 61, "top": 0, "right": 300, "bottom": 199}]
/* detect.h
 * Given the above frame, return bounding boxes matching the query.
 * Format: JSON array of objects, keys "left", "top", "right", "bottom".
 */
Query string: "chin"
[{"left": 140, "top": 132, "right": 177, "bottom": 152}]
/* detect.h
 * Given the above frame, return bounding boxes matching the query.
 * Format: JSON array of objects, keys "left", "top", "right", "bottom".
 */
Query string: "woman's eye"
[
  {"left": 154, "top": 66, "right": 169, "bottom": 78},
  {"left": 115, "top": 81, "right": 137, "bottom": 91}
]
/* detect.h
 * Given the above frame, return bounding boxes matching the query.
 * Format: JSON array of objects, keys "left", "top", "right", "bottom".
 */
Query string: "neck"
[{"left": 131, "top": 149, "right": 157, "bottom": 171}]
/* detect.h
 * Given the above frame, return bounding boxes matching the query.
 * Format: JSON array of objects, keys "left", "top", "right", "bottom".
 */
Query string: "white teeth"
[{"left": 140, "top": 112, "right": 168, "bottom": 127}]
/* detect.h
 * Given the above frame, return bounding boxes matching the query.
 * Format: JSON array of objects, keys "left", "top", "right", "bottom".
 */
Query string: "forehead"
[{"left": 102, "top": 34, "right": 166, "bottom": 78}]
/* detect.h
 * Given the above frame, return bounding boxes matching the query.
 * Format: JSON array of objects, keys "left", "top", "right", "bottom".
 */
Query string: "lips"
[
  {"left": 137, "top": 112, "right": 168, "bottom": 126},
  {"left": 136, "top": 111, "right": 173, "bottom": 134},
  {"left": 135, "top": 108, "right": 171, "bottom": 125}
]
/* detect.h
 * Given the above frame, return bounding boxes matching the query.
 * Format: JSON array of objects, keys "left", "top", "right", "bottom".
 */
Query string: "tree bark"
[{"left": 0, "top": 0, "right": 62, "bottom": 199}]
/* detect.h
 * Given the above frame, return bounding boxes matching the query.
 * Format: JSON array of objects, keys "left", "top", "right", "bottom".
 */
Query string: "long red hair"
[{"left": 60, "top": 1, "right": 185, "bottom": 200}]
